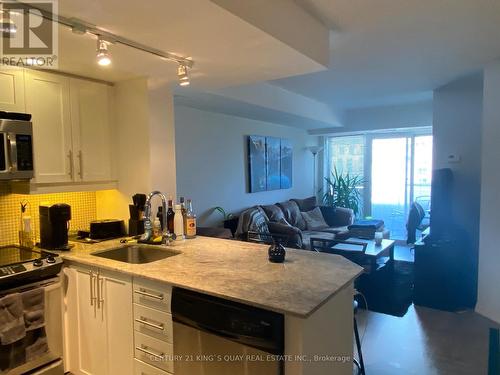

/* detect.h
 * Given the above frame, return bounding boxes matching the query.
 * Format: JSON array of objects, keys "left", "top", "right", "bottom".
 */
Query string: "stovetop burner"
[
  {"left": 0, "top": 245, "right": 63, "bottom": 288},
  {"left": 0, "top": 245, "right": 55, "bottom": 267}
]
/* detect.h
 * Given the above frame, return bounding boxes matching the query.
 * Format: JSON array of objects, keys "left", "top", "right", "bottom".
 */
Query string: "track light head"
[
  {"left": 96, "top": 37, "right": 111, "bottom": 66},
  {"left": 0, "top": 20, "right": 16, "bottom": 35},
  {"left": 177, "top": 64, "right": 190, "bottom": 86},
  {"left": 1, "top": 10, "right": 17, "bottom": 36}
]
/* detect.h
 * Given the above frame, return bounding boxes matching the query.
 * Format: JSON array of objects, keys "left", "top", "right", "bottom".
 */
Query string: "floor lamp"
[{"left": 308, "top": 146, "right": 324, "bottom": 198}]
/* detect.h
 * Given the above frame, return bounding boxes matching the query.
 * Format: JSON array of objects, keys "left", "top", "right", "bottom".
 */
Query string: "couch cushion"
[
  {"left": 277, "top": 200, "right": 306, "bottom": 230},
  {"left": 301, "top": 207, "right": 329, "bottom": 231},
  {"left": 301, "top": 230, "right": 336, "bottom": 250},
  {"left": 291, "top": 196, "right": 318, "bottom": 212},
  {"left": 261, "top": 204, "right": 286, "bottom": 222}
]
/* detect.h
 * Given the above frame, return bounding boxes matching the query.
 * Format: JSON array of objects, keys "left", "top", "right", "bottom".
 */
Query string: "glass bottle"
[
  {"left": 173, "top": 204, "right": 185, "bottom": 241},
  {"left": 167, "top": 197, "right": 175, "bottom": 234},
  {"left": 185, "top": 199, "right": 197, "bottom": 239},
  {"left": 180, "top": 196, "right": 187, "bottom": 233}
]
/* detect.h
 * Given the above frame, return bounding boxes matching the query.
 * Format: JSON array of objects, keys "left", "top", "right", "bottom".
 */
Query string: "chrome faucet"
[{"left": 140, "top": 191, "right": 170, "bottom": 244}]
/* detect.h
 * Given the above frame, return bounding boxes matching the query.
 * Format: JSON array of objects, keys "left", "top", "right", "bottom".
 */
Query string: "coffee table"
[{"left": 310, "top": 237, "right": 396, "bottom": 273}]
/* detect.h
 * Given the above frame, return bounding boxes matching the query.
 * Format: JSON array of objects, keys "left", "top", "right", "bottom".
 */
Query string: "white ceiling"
[
  {"left": 52, "top": 0, "right": 326, "bottom": 87},
  {"left": 272, "top": 0, "right": 500, "bottom": 111}
]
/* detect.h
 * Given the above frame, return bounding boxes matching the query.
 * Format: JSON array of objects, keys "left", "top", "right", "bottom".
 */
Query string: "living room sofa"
[{"left": 234, "top": 196, "right": 355, "bottom": 249}]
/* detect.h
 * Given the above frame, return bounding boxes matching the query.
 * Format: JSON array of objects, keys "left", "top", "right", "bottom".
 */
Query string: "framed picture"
[
  {"left": 266, "top": 137, "right": 281, "bottom": 191},
  {"left": 248, "top": 135, "right": 267, "bottom": 192},
  {"left": 247, "top": 135, "right": 292, "bottom": 193},
  {"left": 280, "top": 139, "right": 292, "bottom": 189}
]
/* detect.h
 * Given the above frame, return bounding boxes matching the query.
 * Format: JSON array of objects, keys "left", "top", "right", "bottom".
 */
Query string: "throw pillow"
[
  {"left": 291, "top": 196, "right": 318, "bottom": 212},
  {"left": 277, "top": 200, "right": 307, "bottom": 230},
  {"left": 301, "top": 207, "right": 329, "bottom": 231}
]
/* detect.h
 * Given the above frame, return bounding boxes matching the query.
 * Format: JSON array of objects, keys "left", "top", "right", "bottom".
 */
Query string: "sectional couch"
[{"left": 234, "top": 196, "right": 355, "bottom": 249}]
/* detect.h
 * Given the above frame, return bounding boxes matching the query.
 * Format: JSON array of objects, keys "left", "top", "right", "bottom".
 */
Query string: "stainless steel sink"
[{"left": 92, "top": 244, "right": 180, "bottom": 264}]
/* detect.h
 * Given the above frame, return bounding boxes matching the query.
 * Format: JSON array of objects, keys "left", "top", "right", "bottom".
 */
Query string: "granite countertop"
[{"left": 56, "top": 236, "right": 363, "bottom": 318}]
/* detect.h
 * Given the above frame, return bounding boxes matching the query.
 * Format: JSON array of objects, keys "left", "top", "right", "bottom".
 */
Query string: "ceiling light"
[
  {"left": 96, "top": 37, "right": 111, "bottom": 66},
  {"left": 177, "top": 64, "right": 190, "bottom": 86},
  {"left": 0, "top": 20, "right": 16, "bottom": 34},
  {"left": 0, "top": 10, "right": 17, "bottom": 35}
]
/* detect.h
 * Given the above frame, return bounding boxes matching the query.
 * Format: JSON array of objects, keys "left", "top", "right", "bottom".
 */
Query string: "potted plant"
[
  {"left": 323, "top": 167, "right": 365, "bottom": 217},
  {"left": 214, "top": 207, "right": 237, "bottom": 236}
]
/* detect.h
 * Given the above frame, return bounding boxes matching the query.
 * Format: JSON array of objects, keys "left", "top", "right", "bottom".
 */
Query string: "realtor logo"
[{"left": 1, "top": 0, "right": 58, "bottom": 68}]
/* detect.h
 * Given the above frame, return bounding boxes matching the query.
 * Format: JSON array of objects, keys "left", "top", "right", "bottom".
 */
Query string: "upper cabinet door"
[
  {"left": 0, "top": 69, "right": 26, "bottom": 112},
  {"left": 25, "top": 70, "right": 73, "bottom": 183},
  {"left": 70, "top": 79, "right": 113, "bottom": 182}
]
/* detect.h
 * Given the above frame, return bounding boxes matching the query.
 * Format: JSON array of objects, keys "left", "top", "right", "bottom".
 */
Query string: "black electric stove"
[{"left": 0, "top": 245, "right": 63, "bottom": 289}]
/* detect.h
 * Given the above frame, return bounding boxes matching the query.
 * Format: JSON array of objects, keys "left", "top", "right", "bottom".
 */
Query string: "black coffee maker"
[{"left": 39, "top": 204, "right": 72, "bottom": 250}]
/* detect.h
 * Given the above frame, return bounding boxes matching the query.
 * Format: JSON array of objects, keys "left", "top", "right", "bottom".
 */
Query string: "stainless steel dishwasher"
[{"left": 172, "top": 287, "right": 284, "bottom": 375}]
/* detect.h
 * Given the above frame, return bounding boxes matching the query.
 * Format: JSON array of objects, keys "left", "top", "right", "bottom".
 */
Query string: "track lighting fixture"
[
  {"left": 8, "top": 3, "right": 195, "bottom": 82},
  {"left": 177, "top": 64, "right": 190, "bottom": 86},
  {"left": 96, "top": 37, "right": 111, "bottom": 66}
]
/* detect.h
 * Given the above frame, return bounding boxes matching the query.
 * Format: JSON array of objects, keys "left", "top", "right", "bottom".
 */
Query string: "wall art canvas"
[
  {"left": 280, "top": 139, "right": 292, "bottom": 189},
  {"left": 266, "top": 137, "right": 281, "bottom": 191},
  {"left": 247, "top": 135, "right": 293, "bottom": 193},
  {"left": 248, "top": 135, "right": 267, "bottom": 192}
]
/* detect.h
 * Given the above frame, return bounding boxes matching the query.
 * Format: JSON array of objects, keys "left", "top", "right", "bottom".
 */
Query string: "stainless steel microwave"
[{"left": 0, "top": 114, "right": 34, "bottom": 180}]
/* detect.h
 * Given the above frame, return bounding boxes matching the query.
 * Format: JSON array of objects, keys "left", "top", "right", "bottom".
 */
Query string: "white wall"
[
  {"left": 433, "top": 73, "right": 483, "bottom": 249},
  {"left": 330, "top": 100, "right": 433, "bottom": 134},
  {"left": 432, "top": 73, "right": 483, "bottom": 309},
  {"left": 96, "top": 79, "right": 177, "bottom": 223},
  {"left": 477, "top": 61, "right": 500, "bottom": 323},
  {"left": 174, "top": 105, "right": 318, "bottom": 227}
]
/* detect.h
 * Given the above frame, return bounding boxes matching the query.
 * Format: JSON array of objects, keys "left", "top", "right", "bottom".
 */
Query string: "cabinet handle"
[
  {"left": 89, "top": 270, "right": 95, "bottom": 306},
  {"left": 134, "top": 289, "right": 164, "bottom": 300},
  {"left": 68, "top": 150, "right": 74, "bottom": 179},
  {"left": 77, "top": 150, "right": 83, "bottom": 179},
  {"left": 135, "top": 317, "right": 164, "bottom": 331},
  {"left": 135, "top": 345, "right": 164, "bottom": 360},
  {"left": 96, "top": 272, "right": 104, "bottom": 309}
]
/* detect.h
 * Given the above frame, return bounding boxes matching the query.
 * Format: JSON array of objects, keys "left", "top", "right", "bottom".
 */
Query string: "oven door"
[{"left": 1, "top": 276, "right": 64, "bottom": 375}]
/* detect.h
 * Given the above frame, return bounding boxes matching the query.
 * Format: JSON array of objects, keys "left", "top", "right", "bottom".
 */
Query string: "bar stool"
[{"left": 353, "top": 300, "right": 366, "bottom": 375}]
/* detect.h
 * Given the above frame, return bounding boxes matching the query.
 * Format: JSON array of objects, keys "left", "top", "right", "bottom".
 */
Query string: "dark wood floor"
[{"left": 355, "top": 304, "right": 499, "bottom": 374}]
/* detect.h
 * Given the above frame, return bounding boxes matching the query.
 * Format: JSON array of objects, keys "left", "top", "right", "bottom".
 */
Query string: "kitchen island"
[{"left": 58, "top": 236, "right": 363, "bottom": 375}]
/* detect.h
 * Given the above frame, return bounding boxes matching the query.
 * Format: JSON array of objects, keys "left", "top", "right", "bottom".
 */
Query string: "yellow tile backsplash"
[{"left": 0, "top": 184, "right": 97, "bottom": 246}]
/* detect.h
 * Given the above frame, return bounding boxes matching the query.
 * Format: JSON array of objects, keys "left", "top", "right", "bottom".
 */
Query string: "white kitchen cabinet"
[
  {"left": 64, "top": 265, "right": 133, "bottom": 375},
  {"left": 69, "top": 78, "right": 113, "bottom": 182},
  {"left": 0, "top": 68, "right": 25, "bottom": 112},
  {"left": 9, "top": 68, "right": 116, "bottom": 189},
  {"left": 25, "top": 70, "right": 73, "bottom": 183}
]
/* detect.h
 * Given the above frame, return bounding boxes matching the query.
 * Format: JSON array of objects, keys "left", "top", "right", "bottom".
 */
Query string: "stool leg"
[{"left": 354, "top": 316, "right": 366, "bottom": 375}]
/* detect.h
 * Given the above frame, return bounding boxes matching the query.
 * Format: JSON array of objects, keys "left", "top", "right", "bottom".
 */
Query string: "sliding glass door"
[
  {"left": 326, "top": 130, "right": 432, "bottom": 241},
  {"left": 369, "top": 133, "right": 432, "bottom": 239},
  {"left": 370, "top": 137, "right": 410, "bottom": 239}
]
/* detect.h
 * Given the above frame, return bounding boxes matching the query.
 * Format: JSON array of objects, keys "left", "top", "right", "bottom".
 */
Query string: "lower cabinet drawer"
[
  {"left": 134, "top": 358, "right": 172, "bottom": 375},
  {"left": 135, "top": 331, "right": 174, "bottom": 373},
  {"left": 133, "top": 278, "right": 172, "bottom": 312},
  {"left": 134, "top": 303, "right": 173, "bottom": 343}
]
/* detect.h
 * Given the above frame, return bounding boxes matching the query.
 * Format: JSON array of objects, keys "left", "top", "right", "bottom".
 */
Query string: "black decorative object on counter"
[{"left": 268, "top": 241, "right": 286, "bottom": 263}]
